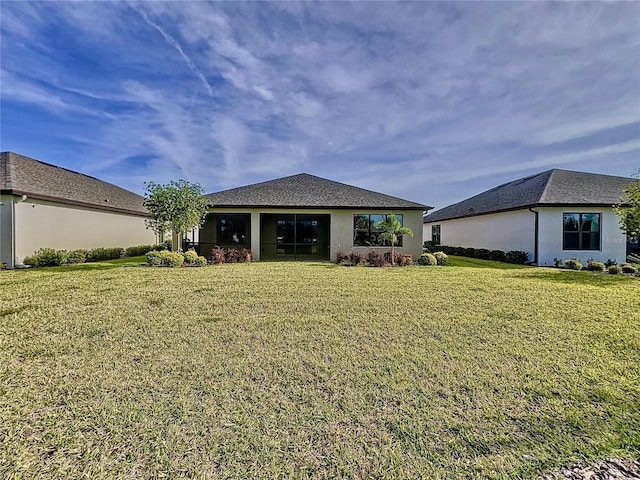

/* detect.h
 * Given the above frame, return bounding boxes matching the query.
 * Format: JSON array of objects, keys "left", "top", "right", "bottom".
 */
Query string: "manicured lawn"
[{"left": 0, "top": 260, "right": 638, "bottom": 479}]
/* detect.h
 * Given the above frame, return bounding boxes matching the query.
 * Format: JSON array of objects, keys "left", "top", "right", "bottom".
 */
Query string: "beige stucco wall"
[
  {"left": 537, "top": 207, "right": 626, "bottom": 266},
  {"left": 424, "top": 209, "right": 535, "bottom": 261},
  {"left": 13, "top": 197, "right": 155, "bottom": 265},
  {"left": 203, "top": 207, "right": 425, "bottom": 261}
]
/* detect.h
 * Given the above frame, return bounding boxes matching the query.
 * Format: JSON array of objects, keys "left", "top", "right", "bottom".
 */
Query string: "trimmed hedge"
[
  {"left": 434, "top": 245, "right": 529, "bottom": 265},
  {"left": 210, "top": 248, "right": 252, "bottom": 265}
]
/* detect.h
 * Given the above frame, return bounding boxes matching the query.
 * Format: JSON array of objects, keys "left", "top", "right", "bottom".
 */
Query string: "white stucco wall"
[
  {"left": 537, "top": 207, "right": 627, "bottom": 266},
  {"left": 204, "top": 208, "right": 424, "bottom": 261},
  {"left": 13, "top": 197, "right": 155, "bottom": 265},
  {"left": 424, "top": 209, "right": 535, "bottom": 261}
]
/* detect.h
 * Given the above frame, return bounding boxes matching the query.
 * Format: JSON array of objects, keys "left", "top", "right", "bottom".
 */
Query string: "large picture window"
[
  {"left": 217, "top": 216, "right": 247, "bottom": 245},
  {"left": 353, "top": 214, "right": 404, "bottom": 247},
  {"left": 563, "top": 213, "right": 600, "bottom": 250}
]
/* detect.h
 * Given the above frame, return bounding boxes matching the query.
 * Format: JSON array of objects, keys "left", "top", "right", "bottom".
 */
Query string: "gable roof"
[
  {"left": 424, "top": 169, "right": 637, "bottom": 223},
  {"left": 1, "top": 152, "right": 147, "bottom": 215},
  {"left": 206, "top": 173, "right": 430, "bottom": 210}
]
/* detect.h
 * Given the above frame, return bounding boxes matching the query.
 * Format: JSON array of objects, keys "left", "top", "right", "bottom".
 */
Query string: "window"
[
  {"left": 353, "top": 214, "right": 404, "bottom": 247},
  {"left": 563, "top": 213, "right": 600, "bottom": 250},
  {"left": 217, "top": 216, "right": 247, "bottom": 244},
  {"left": 432, "top": 224, "right": 441, "bottom": 245}
]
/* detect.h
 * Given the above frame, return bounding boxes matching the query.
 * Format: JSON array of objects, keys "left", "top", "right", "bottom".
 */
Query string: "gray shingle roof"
[
  {"left": 424, "top": 169, "right": 637, "bottom": 223},
  {"left": 1, "top": 152, "right": 147, "bottom": 215},
  {"left": 206, "top": 173, "right": 429, "bottom": 210}
]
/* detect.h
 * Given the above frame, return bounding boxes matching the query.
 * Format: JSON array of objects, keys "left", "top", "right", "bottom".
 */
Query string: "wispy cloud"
[{"left": 1, "top": 1, "right": 638, "bottom": 206}]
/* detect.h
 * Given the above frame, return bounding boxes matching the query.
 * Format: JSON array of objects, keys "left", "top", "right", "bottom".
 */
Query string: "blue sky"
[{"left": 1, "top": 1, "right": 639, "bottom": 210}]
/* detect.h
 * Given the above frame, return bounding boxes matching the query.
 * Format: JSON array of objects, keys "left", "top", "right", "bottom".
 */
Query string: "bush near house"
[
  {"left": 210, "top": 247, "right": 253, "bottom": 265},
  {"left": 125, "top": 244, "right": 165, "bottom": 257},
  {"left": 620, "top": 263, "right": 638, "bottom": 274},
  {"left": 563, "top": 258, "right": 583, "bottom": 270},
  {"left": 608, "top": 265, "right": 623, "bottom": 275},
  {"left": 417, "top": 253, "right": 437, "bottom": 266},
  {"left": 586, "top": 260, "right": 606, "bottom": 272},
  {"left": 23, "top": 244, "right": 167, "bottom": 268},
  {"left": 436, "top": 245, "right": 529, "bottom": 265},
  {"left": 87, "top": 247, "right": 124, "bottom": 262}
]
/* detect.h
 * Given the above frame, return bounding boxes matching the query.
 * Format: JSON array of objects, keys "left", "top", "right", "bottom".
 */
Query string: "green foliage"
[
  {"left": 194, "top": 256, "right": 208, "bottom": 267},
  {"left": 183, "top": 249, "right": 199, "bottom": 264},
  {"left": 66, "top": 249, "right": 88, "bottom": 264},
  {"left": 614, "top": 173, "right": 640, "bottom": 238},
  {"left": 374, "top": 214, "right": 413, "bottom": 265},
  {"left": 146, "top": 250, "right": 184, "bottom": 267},
  {"left": 433, "top": 251, "right": 448, "bottom": 266},
  {"left": 608, "top": 265, "right": 622, "bottom": 275},
  {"left": 417, "top": 253, "right": 437, "bottom": 266},
  {"left": 162, "top": 251, "right": 184, "bottom": 268},
  {"left": 620, "top": 263, "right": 638, "bottom": 274},
  {"left": 30, "top": 248, "right": 67, "bottom": 266},
  {"left": 146, "top": 251, "right": 163, "bottom": 267},
  {"left": 627, "top": 253, "right": 640, "bottom": 265},
  {"left": 564, "top": 258, "right": 583, "bottom": 270},
  {"left": 125, "top": 244, "right": 159, "bottom": 257},
  {"left": 144, "top": 180, "right": 209, "bottom": 251},
  {"left": 88, "top": 247, "right": 123, "bottom": 262},
  {"left": 505, "top": 250, "right": 529, "bottom": 264},
  {"left": 586, "top": 260, "right": 606, "bottom": 272}
]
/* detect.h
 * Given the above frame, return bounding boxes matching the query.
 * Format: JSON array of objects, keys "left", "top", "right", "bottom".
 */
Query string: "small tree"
[
  {"left": 144, "top": 180, "right": 209, "bottom": 251},
  {"left": 375, "top": 214, "right": 414, "bottom": 265},
  {"left": 614, "top": 170, "right": 640, "bottom": 240}
]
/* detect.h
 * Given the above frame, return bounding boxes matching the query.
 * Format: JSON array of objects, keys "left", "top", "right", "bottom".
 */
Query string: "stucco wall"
[
  {"left": 424, "top": 209, "right": 535, "bottom": 261},
  {"left": 203, "top": 208, "right": 424, "bottom": 261},
  {"left": 537, "top": 207, "right": 626, "bottom": 266},
  {"left": 13, "top": 197, "right": 155, "bottom": 265}
]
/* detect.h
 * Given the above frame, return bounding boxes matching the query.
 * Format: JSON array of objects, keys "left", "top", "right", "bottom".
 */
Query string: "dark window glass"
[
  {"left": 432, "top": 225, "right": 441, "bottom": 245},
  {"left": 217, "top": 217, "right": 247, "bottom": 244},
  {"left": 277, "top": 217, "right": 295, "bottom": 244},
  {"left": 563, "top": 213, "right": 600, "bottom": 250}
]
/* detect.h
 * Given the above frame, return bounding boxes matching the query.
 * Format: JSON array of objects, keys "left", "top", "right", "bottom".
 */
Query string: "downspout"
[{"left": 528, "top": 207, "right": 538, "bottom": 265}]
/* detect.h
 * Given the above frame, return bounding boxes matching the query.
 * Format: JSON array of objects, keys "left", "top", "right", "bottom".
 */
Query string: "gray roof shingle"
[
  {"left": 1, "top": 152, "right": 147, "bottom": 215},
  {"left": 424, "top": 169, "right": 637, "bottom": 223},
  {"left": 206, "top": 173, "right": 430, "bottom": 210}
]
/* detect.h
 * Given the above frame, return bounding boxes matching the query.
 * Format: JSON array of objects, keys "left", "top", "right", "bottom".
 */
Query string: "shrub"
[
  {"left": 620, "top": 263, "right": 638, "bottom": 274},
  {"left": 383, "top": 250, "right": 402, "bottom": 266},
  {"left": 433, "top": 251, "right": 448, "bottom": 266},
  {"left": 335, "top": 251, "right": 347, "bottom": 264},
  {"left": 349, "top": 250, "right": 364, "bottom": 266},
  {"left": 365, "top": 250, "right": 387, "bottom": 267},
  {"left": 475, "top": 248, "right": 491, "bottom": 260},
  {"left": 88, "top": 247, "right": 123, "bottom": 262},
  {"left": 163, "top": 239, "right": 173, "bottom": 251},
  {"left": 146, "top": 250, "right": 164, "bottom": 266},
  {"left": 586, "top": 260, "right": 605, "bottom": 272},
  {"left": 162, "top": 251, "right": 184, "bottom": 268},
  {"left": 553, "top": 258, "right": 563, "bottom": 268},
  {"left": 604, "top": 258, "right": 618, "bottom": 267},
  {"left": 66, "top": 249, "right": 88, "bottom": 264},
  {"left": 240, "top": 249, "right": 253, "bottom": 262},
  {"left": 608, "top": 265, "right": 622, "bottom": 275},
  {"left": 224, "top": 248, "right": 240, "bottom": 264},
  {"left": 126, "top": 244, "right": 158, "bottom": 257},
  {"left": 462, "top": 247, "right": 476, "bottom": 258},
  {"left": 23, "top": 255, "right": 38, "bottom": 266},
  {"left": 211, "top": 247, "right": 225, "bottom": 265},
  {"left": 505, "top": 250, "right": 529, "bottom": 264},
  {"left": 417, "top": 253, "right": 437, "bottom": 266},
  {"left": 194, "top": 256, "right": 208, "bottom": 267},
  {"left": 423, "top": 241, "right": 436, "bottom": 253},
  {"left": 183, "top": 249, "right": 199, "bottom": 264},
  {"left": 34, "top": 248, "right": 67, "bottom": 266},
  {"left": 564, "top": 258, "right": 583, "bottom": 270},
  {"left": 399, "top": 254, "right": 413, "bottom": 266}
]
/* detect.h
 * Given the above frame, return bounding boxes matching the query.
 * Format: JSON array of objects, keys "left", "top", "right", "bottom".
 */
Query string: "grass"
[{"left": 0, "top": 259, "right": 638, "bottom": 479}]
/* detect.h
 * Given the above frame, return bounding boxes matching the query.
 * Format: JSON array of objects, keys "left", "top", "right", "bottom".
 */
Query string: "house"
[
  {"left": 1, "top": 152, "right": 156, "bottom": 269},
  {"left": 199, "top": 173, "right": 430, "bottom": 261},
  {"left": 423, "top": 169, "right": 637, "bottom": 266}
]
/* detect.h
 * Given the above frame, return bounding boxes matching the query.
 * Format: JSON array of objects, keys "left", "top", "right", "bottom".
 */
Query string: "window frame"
[
  {"left": 562, "top": 212, "right": 601, "bottom": 251},
  {"left": 431, "top": 224, "right": 441, "bottom": 245},
  {"left": 216, "top": 215, "right": 248, "bottom": 245}
]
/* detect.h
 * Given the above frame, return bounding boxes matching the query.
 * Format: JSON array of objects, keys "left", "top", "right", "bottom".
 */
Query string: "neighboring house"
[
  {"left": 199, "top": 173, "right": 430, "bottom": 261},
  {"left": 1, "top": 152, "right": 156, "bottom": 269},
  {"left": 423, "top": 169, "right": 637, "bottom": 266}
]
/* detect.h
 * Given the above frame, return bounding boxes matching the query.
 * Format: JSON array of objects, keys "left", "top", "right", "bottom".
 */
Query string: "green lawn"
[{"left": 0, "top": 260, "right": 638, "bottom": 479}]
